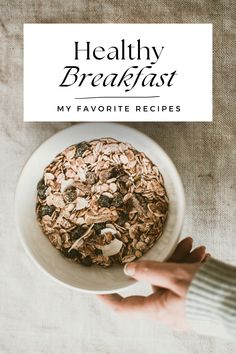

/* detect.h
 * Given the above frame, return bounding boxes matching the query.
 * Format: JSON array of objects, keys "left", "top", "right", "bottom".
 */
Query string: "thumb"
[{"left": 124, "top": 261, "right": 195, "bottom": 295}]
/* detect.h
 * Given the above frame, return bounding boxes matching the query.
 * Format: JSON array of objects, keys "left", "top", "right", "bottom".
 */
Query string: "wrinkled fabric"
[{"left": 0, "top": 1, "right": 236, "bottom": 353}]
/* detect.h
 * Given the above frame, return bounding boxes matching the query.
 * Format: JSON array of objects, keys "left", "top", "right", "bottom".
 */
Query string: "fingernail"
[
  {"left": 195, "top": 246, "right": 206, "bottom": 251},
  {"left": 205, "top": 253, "right": 211, "bottom": 260},
  {"left": 124, "top": 263, "right": 135, "bottom": 276}
]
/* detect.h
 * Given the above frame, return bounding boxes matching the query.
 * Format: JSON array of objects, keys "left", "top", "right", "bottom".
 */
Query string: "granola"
[{"left": 36, "top": 138, "right": 168, "bottom": 267}]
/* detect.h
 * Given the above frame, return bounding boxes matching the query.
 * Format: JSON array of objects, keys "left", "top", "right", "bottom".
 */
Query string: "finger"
[
  {"left": 184, "top": 246, "right": 206, "bottom": 263},
  {"left": 169, "top": 237, "right": 193, "bottom": 262},
  {"left": 97, "top": 293, "right": 152, "bottom": 313},
  {"left": 124, "top": 261, "right": 189, "bottom": 295},
  {"left": 98, "top": 292, "right": 177, "bottom": 320},
  {"left": 202, "top": 253, "right": 211, "bottom": 262},
  {"left": 152, "top": 237, "right": 192, "bottom": 294}
]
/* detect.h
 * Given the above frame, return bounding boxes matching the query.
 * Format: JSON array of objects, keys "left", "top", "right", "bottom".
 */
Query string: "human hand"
[{"left": 98, "top": 237, "right": 209, "bottom": 331}]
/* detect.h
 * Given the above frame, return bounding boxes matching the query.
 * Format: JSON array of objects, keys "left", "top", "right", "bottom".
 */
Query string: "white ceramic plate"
[{"left": 15, "top": 123, "right": 185, "bottom": 294}]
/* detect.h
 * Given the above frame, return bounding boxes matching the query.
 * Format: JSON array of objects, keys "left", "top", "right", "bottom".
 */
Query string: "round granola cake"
[{"left": 36, "top": 138, "right": 168, "bottom": 267}]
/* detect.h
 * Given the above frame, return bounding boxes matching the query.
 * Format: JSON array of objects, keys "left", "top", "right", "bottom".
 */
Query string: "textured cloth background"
[{"left": 0, "top": 1, "right": 236, "bottom": 353}]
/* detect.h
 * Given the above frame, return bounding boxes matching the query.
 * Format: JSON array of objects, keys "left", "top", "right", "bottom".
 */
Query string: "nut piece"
[
  {"left": 135, "top": 250, "right": 142, "bottom": 258},
  {"left": 100, "top": 238, "right": 123, "bottom": 257},
  {"left": 76, "top": 197, "right": 89, "bottom": 210}
]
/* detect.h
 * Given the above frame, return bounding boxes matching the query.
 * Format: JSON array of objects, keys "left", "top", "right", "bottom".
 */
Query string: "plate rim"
[{"left": 15, "top": 123, "right": 185, "bottom": 293}]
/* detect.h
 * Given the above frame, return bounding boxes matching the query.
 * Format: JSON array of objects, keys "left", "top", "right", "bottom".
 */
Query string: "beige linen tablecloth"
[{"left": 0, "top": 1, "right": 236, "bottom": 353}]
